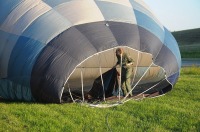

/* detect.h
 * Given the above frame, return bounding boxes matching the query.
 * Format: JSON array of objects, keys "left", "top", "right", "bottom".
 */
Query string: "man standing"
[{"left": 114, "top": 48, "right": 134, "bottom": 97}]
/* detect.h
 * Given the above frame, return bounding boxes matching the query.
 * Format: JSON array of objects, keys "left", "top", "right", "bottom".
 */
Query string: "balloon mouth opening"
[{"left": 61, "top": 46, "right": 167, "bottom": 106}]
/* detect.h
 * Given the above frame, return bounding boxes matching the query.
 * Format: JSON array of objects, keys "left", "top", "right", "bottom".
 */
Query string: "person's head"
[{"left": 116, "top": 48, "right": 123, "bottom": 56}]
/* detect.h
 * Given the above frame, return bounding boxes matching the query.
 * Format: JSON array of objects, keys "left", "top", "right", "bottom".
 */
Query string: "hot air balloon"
[{"left": 0, "top": 0, "right": 181, "bottom": 106}]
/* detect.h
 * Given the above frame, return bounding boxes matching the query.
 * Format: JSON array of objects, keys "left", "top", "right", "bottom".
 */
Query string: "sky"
[{"left": 143, "top": 0, "right": 200, "bottom": 31}]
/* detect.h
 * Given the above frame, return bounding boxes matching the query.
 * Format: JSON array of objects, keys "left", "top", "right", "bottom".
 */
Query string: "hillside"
[
  {"left": 172, "top": 28, "right": 200, "bottom": 45},
  {"left": 172, "top": 28, "right": 200, "bottom": 58}
]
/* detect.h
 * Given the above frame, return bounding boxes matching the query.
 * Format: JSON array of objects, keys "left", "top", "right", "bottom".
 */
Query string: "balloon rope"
[
  {"left": 134, "top": 78, "right": 165, "bottom": 99},
  {"left": 118, "top": 53, "right": 122, "bottom": 101},
  {"left": 122, "top": 62, "right": 153, "bottom": 102},
  {"left": 131, "top": 51, "right": 140, "bottom": 85},
  {"left": 68, "top": 84, "right": 75, "bottom": 103},
  {"left": 81, "top": 68, "right": 85, "bottom": 102},
  {"left": 98, "top": 54, "right": 106, "bottom": 101},
  {"left": 100, "top": 67, "right": 106, "bottom": 101},
  {"left": 123, "top": 78, "right": 166, "bottom": 103}
]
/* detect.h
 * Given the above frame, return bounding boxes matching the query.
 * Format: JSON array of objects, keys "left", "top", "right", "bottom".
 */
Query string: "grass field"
[{"left": 0, "top": 67, "right": 200, "bottom": 132}]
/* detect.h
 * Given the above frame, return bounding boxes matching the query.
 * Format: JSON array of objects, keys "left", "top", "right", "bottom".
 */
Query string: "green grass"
[{"left": 0, "top": 67, "right": 200, "bottom": 132}]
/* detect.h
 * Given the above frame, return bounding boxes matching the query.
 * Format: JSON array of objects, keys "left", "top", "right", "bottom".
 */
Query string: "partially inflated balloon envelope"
[{"left": 0, "top": 0, "right": 181, "bottom": 106}]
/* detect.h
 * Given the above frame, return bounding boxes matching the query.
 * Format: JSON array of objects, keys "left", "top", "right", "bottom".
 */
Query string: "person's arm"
[
  {"left": 125, "top": 54, "right": 134, "bottom": 67},
  {"left": 126, "top": 62, "right": 133, "bottom": 66}
]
